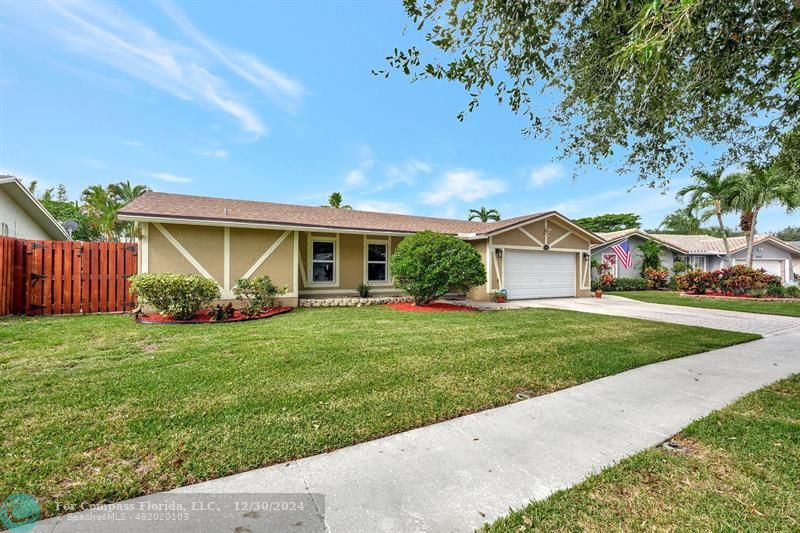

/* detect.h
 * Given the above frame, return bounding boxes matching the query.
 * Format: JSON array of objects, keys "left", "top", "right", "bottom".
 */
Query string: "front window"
[
  {"left": 688, "top": 256, "right": 706, "bottom": 271},
  {"left": 367, "top": 242, "right": 388, "bottom": 282},
  {"left": 602, "top": 253, "right": 619, "bottom": 277},
  {"left": 312, "top": 240, "right": 335, "bottom": 282}
]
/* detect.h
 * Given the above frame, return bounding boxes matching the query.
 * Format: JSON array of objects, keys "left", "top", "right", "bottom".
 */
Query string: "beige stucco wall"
[
  {"left": 144, "top": 222, "right": 298, "bottom": 306},
  {"left": 0, "top": 188, "right": 53, "bottom": 240},
  {"left": 297, "top": 231, "right": 406, "bottom": 296}
]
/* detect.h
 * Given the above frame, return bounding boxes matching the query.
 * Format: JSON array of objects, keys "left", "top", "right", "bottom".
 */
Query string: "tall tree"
[
  {"left": 574, "top": 213, "right": 641, "bottom": 233},
  {"left": 726, "top": 164, "right": 800, "bottom": 266},
  {"left": 109, "top": 180, "right": 150, "bottom": 241},
  {"left": 774, "top": 226, "right": 800, "bottom": 242},
  {"left": 109, "top": 180, "right": 150, "bottom": 205},
  {"left": 323, "top": 192, "right": 352, "bottom": 209},
  {"left": 81, "top": 185, "right": 121, "bottom": 242},
  {"left": 676, "top": 169, "right": 734, "bottom": 265},
  {"left": 381, "top": 1, "right": 799, "bottom": 188},
  {"left": 658, "top": 208, "right": 703, "bottom": 235},
  {"left": 467, "top": 207, "right": 501, "bottom": 222}
]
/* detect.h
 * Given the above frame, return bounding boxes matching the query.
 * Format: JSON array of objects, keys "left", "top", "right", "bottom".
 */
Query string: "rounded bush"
[
  {"left": 129, "top": 273, "right": 220, "bottom": 320},
  {"left": 391, "top": 231, "right": 486, "bottom": 304}
]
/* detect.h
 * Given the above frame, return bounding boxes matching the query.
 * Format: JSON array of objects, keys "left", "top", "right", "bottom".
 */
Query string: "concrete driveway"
[{"left": 467, "top": 294, "right": 800, "bottom": 336}]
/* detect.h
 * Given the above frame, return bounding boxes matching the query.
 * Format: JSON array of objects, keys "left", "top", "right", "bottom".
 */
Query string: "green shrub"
[
  {"left": 357, "top": 282, "right": 372, "bottom": 298},
  {"left": 391, "top": 231, "right": 486, "bottom": 304},
  {"left": 233, "top": 276, "right": 287, "bottom": 315},
  {"left": 607, "top": 277, "right": 650, "bottom": 291},
  {"left": 637, "top": 240, "right": 662, "bottom": 274},
  {"left": 209, "top": 303, "right": 235, "bottom": 321},
  {"left": 765, "top": 282, "right": 785, "bottom": 298},
  {"left": 672, "top": 260, "right": 687, "bottom": 275},
  {"left": 785, "top": 285, "right": 800, "bottom": 298},
  {"left": 129, "top": 273, "right": 220, "bottom": 320},
  {"left": 643, "top": 267, "right": 669, "bottom": 290}
]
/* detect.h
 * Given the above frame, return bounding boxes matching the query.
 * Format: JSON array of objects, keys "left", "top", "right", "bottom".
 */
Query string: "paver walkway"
[
  {"left": 35, "top": 306, "right": 800, "bottom": 533},
  {"left": 466, "top": 294, "right": 800, "bottom": 336}
]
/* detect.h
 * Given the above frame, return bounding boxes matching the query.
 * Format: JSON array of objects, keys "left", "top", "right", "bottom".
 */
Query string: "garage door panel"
[
  {"left": 504, "top": 250, "right": 576, "bottom": 299},
  {"left": 734, "top": 259, "right": 784, "bottom": 278}
]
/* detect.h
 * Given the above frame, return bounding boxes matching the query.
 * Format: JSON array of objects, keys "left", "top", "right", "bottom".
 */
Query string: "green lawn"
[
  {"left": 0, "top": 307, "right": 757, "bottom": 517},
  {"left": 615, "top": 290, "right": 800, "bottom": 317},
  {"left": 485, "top": 373, "right": 800, "bottom": 532}
]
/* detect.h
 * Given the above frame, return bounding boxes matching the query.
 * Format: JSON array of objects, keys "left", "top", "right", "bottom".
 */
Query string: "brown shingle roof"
[{"left": 118, "top": 191, "right": 551, "bottom": 237}]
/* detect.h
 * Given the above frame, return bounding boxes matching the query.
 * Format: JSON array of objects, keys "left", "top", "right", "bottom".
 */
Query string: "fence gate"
[{"left": 0, "top": 236, "right": 137, "bottom": 316}]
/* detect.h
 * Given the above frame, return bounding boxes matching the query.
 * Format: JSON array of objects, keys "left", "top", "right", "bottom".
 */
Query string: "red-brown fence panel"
[{"left": 0, "top": 237, "right": 137, "bottom": 316}]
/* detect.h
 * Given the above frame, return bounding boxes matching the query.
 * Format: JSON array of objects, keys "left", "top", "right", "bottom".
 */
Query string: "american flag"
[{"left": 612, "top": 239, "right": 633, "bottom": 269}]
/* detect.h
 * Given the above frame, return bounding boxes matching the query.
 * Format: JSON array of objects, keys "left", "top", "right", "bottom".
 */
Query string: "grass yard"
[
  {"left": 485, "top": 373, "right": 800, "bottom": 532},
  {"left": 0, "top": 307, "right": 757, "bottom": 517},
  {"left": 615, "top": 290, "right": 800, "bottom": 317}
]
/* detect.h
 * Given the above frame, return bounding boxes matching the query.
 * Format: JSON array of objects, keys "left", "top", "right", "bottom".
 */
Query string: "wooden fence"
[{"left": 0, "top": 236, "right": 137, "bottom": 316}]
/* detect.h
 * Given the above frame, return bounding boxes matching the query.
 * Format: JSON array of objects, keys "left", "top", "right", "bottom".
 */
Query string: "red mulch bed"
[
  {"left": 136, "top": 307, "right": 292, "bottom": 324},
  {"left": 385, "top": 301, "right": 479, "bottom": 312}
]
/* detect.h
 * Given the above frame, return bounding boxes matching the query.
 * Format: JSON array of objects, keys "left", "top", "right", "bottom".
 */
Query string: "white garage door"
[
  {"left": 504, "top": 249, "right": 576, "bottom": 299},
  {"left": 735, "top": 259, "right": 784, "bottom": 278}
]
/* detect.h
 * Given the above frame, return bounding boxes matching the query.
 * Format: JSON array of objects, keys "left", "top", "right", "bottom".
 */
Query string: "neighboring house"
[
  {"left": 118, "top": 192, "right": 603, "bottom": 306},
  {"left": 0, "top": 176, "right": 70, "bottom": 240},
  {"left": 591, "top": 229, "right": 797, "bottom": 283},
  {"left": 787, "top": 241, "right": 800, "bottom": 279}
]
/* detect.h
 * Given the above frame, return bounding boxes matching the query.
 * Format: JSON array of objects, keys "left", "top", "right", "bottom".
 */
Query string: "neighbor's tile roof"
[
  {"left": 595, "top": 227, "right": 793, "bottom": 255},
  {"left": 595, "top": 228, "right": 645, "bottom": 242},
  {"left": 118, "top": 191, "right": 551, "bottom": 237}
]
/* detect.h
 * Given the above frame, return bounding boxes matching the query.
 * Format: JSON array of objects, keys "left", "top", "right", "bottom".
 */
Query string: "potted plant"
[{"left": 494, "top": 288, "right": 508, "bottom": 303}]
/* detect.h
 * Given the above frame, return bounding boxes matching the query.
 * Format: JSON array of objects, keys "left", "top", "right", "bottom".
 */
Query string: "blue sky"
[{"left": 1, "top": 1, "right": 796, "bottom": 231}]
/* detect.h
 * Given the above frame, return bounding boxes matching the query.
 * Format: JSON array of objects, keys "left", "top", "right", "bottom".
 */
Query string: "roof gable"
[{"left": 0, "top": 176, "right": 70, "bottom": 240}]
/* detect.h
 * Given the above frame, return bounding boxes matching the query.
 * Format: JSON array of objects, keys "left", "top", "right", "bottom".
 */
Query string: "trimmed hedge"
[
  {"left": 676, "top": 265, "right": 784, "bottom": 296},
  {"left": 129, "top": 273, "right": 220, "bottom": 320},
  {"left": 591, "top": 277, "right": 650, "bottom": 291}
]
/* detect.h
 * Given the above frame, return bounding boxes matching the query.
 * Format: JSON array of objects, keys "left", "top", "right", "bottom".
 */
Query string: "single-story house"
[
  {"left": 592, "top": 228, "right": 798, "bottom": 283},
  {"left": 787, "top": 241, "right": 800, "bottom": 279},
  {"left": 118, "top": 192, "right": 603, "bottom": 306},
  {"left": 0, "top": 176, "right": 70, "bottom": 240}
]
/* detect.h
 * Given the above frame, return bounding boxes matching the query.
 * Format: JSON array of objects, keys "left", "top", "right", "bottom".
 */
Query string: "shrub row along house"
[
  {"left": 591, "top": 228, "right": 799, "bottom": 283},
  {"left": 118, "top": 192, "right": 603, "bottom": 306}
]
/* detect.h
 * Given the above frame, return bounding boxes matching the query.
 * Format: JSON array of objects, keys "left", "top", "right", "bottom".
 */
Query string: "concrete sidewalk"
[
  {"left": 37, "top": 327, "right": 800, "bottom": 532},
  {"left": 466, "top": 294, "right": 800, "bottom": 336}
]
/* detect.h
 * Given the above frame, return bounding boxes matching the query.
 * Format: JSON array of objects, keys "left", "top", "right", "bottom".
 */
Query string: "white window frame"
[
  {"left": 307, "top": 236, "right": 339, "bottom": 286},
  {"left": 688, "top": 256, "right": 706, "bottom": 271},
  {"left": 364, "top": 237, "right": 391, "bottom": 285},
  {"left": 601, "top": 253, "right": 619, "bottom": 277}
]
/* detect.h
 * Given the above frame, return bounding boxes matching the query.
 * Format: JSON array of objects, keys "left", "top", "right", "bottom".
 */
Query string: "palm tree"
[
  {"left": 468, "top": 207, "right": 501, "bottom": 222},
  {"left": 323, "top": 192, "right": 351, "bottom": 209},
  {"left": 658, "top": 208, "right": 702, "bottom": 234},
  {"left": 676, "top": 169, "right": 733, "bottom": 265},
  {"left": 726, "top": 163, "right": 800, "bottom": 266},
  {"left": 81, "top": 185, "right": 121, "bottom": 242},
  {"left": 109, "top": 181, "right": 150, "bottom": 241},
  {"left": 109, "top": 180, "right": 150, "bottom": 205}
]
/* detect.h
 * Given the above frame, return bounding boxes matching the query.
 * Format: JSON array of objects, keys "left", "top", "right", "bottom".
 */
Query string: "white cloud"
[
  {"left": 120, "top": 139, "right": 143, "bottom": 147},
  {"left": 529, "top": 163, "right": 564, "bottom": 187},
  {"left": 421, "top": 169, "right": 506, "bottom": 205},
  {"left": 196, "top": 149, "right": 228, "bottom": 159},
  {"left": 345, "top": 169, "right": 367, "bottom": 187},
  {"left": 147, "top": 172, "right": 194, "bottom": 183},
  {"left": 380, "top": 159, "right": 432, "bottom": 190},
  {"left": 158, "top": 0, "right": 304, "bottom": 112},
  {"left": 352, "top": 200, "right": 413, "bottom": 215},
  {"left": 6, "top": 0, "right": 296, "bottom": 137}
]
